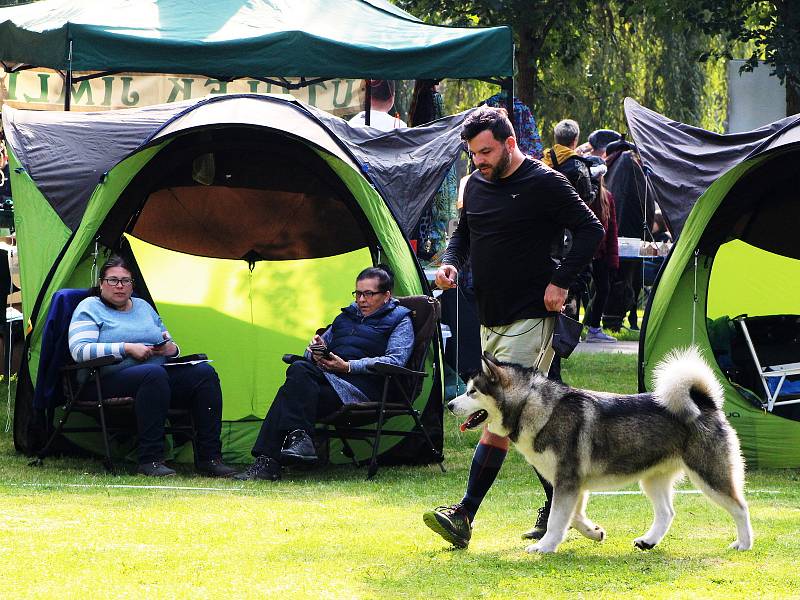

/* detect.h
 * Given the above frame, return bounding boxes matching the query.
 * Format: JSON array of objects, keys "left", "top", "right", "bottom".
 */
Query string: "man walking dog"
[{"left": 423, "top": 106, "right": 603, "bottom": 549}]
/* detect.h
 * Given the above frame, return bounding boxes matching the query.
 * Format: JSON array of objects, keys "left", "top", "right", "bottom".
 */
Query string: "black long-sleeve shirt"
[{"left": 442, "top": 158, "right": 604, "bottom": 326}]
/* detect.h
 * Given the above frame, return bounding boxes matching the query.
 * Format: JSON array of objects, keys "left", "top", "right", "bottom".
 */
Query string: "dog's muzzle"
[{"left": 447, "top": 398, "right": 488, "bottom": 432}]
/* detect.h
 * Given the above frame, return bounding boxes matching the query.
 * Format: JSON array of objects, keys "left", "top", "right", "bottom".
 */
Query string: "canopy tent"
[
  {"left": 3, "top": 93, "right": 468, "bottom": 464},
  {"left": 633, "top": 101, "right": 800, "bottom": 467},
  {"left": 0, "top": 0, "right": 514, "bottom": 108}
]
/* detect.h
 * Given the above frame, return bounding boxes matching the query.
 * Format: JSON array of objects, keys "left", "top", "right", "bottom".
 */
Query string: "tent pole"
[
  {"left": 65, "top": 39, "right": 73, "bottom": 111},
  {"left": 365, "top": 78, "right": 372, "bottom": 126}
]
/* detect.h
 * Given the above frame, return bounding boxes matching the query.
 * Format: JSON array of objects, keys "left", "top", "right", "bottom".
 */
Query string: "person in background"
[
  {"left": 543, "top": 119, "right": 593, "bottom": 205},
  {"left": 69, "top": 255, "right": 236, "bottom": 477},
  {"left": 543, "top": 119, "right": 595, "bottom": 381},
  {"left": 583, "top": 156, "right": 620, "bottom": 343},
  {"left": 0, "top": 134, "right": 11, "bottom": 202},
  {"left": 349, "top": 80, "right": 407, "bottom": 131},
  {"left": 604, "top": 136, "right": 654, "bottom": 331},
  {"left": 585, "top": 128, "right": 622, "bottom": 159}
]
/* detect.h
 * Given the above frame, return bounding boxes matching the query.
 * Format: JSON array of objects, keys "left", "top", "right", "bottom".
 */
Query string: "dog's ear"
[{"left": 481, "top": 352, "right": 506, "bottom": 385}]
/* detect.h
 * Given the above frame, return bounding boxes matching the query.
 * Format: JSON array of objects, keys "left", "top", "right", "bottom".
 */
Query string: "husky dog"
[{"left": 448, "top": 347, "right": 753, "bottom": 554}]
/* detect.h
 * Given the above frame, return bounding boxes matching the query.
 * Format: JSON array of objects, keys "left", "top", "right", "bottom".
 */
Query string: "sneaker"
[
  {"left": 196, "top": 457, "right": 237, "bottom": 478},
  {"left": 233, "top": 456, "right": 281, "bottom": 481},
  {"left": 585, "top": 327, "right": 618, "bottom": 343},
  {"left": 280, "top": 429, "right": 318, "bottom": 466},
  {"left": 423, "top": 503, "right": 472, "bottom": 549},
  {"left": 137, "top": 461, "right": 176, "bottom": 477},
  {"left": 521, "top": 504, "right": 550, "bottom": 540}
]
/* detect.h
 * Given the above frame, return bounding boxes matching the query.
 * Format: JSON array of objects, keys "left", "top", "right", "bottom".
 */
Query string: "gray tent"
[{"left": 625, "top": 98, "right": 800, "bottom": 237}]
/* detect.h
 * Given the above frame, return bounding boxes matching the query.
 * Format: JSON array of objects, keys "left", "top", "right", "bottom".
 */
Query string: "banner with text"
[{"left": 0, "top": 69, "right": 364, "bottom": 116}]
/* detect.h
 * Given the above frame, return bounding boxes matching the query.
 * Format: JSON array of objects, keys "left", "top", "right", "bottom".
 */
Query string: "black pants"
[
  {"left": 586, "top": 259, "right": 611, "bottom": 329},
  {"left": 251, "top": 360, "right": 343, "bottom": 459},
  {"left": 98, "top": 362, "right": 223, "bottom": 464}
]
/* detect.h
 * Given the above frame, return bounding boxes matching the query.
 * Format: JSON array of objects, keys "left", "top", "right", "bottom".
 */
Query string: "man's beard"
[{"left": 485, "top": 150, "right": 511, "bottom": 182}]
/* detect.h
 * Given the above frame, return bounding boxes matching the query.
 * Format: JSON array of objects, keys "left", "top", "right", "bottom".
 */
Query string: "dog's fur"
[{"left": 448, "top": 347, "right": 753, "bottom": 554}]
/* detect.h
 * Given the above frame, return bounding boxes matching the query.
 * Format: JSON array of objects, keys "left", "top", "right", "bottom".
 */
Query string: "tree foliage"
[
  {"left": 398, "top": 0, "right": 729, "bottom": 142},
  {"left": 623, "top": 0, "right": 800, "bottom": 113}
]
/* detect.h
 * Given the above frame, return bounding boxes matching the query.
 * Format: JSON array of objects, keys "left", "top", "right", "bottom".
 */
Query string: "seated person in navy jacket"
[
  {"left": 235, "top": 265, "right": 414, "bottom": 481},
  {"left": 69, "top": 255, "right": 235, "bottom": 478}
]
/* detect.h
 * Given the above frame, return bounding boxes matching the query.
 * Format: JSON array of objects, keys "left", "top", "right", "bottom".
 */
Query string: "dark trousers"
[
  {"left": 586, "top": 259, "right": 611, "bottom": 329},
  {"left": 252, "top": 360, "right": 343, "bottom": 459},
  {"left": 97, "top": 362, "right": 223, "bottom": 464}
]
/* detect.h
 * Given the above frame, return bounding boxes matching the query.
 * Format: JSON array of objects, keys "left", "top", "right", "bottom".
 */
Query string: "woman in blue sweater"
[
  {"left": 235, "top": 265, "right": 414, "bottom": 482},
  {"left": 69, "top": 255, "right": 235, "bottom": 477}
]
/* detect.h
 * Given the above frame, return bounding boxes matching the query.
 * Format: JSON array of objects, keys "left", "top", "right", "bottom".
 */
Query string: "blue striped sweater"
[{"left": 69, "top": 296, "right": 169, "bottom": 376}]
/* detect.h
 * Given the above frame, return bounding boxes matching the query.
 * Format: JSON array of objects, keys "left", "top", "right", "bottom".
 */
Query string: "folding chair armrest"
[
  {"left": 369, "top": 361, "right": 427, "bottom": 377},
  {"left": 165, "top": 353, "right": 208, "bottom": 364},
  {"left": 282, "top": 353, "right": 307, "bottom": 365},
  {"left": 61, "top": 355, "right": 122, "bottom": 371}
]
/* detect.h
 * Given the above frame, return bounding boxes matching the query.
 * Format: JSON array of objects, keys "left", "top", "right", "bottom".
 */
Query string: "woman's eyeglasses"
[
  {"left": 352, "top": 290, "right": 384, "bottom": 299},
  {"left": 102, "top": 277, "right": 134, "bottom": 287}
]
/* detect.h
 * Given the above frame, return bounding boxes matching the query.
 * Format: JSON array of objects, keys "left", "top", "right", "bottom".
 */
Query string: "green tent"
[
  {"left": 627, "top": 99, "right": 800, "bottom": 468},
  {"left": 0, "top": 0, "right": 513, "bottom": 83},
  {"left": 3, "top": 94, "right": 469, "bottom": 465}
]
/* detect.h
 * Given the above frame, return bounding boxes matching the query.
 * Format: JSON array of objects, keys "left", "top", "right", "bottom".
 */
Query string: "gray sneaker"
[
  {"left": 137, "top": 461, "right": 176, "bottom": 477},
  {"left": 233, "top": 456, "right": 281, "bottom": 481},
  {"left": 585, "top": 327, "right": 618, "bottom": 343},
  {"left": 280, "top": 429, "right": 318, "bottom": 466},
  {"left": 423, "top": 503, "right": 472, "bottom": 549}
]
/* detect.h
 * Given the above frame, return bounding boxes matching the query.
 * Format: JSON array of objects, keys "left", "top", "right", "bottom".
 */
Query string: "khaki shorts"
[{"left": 480, "top": 316, "right": 556, "bottom": 374}]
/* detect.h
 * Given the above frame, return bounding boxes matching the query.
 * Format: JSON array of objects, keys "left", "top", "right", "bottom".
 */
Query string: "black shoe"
[
  {"left": 137, "top": 461, "right": 176, "bottom": 477},
  {"left": 423, "top": 503, "right": 472, "bottom": 549},
  {"left": 280, "top": 429, "right": 318, "bottom": 466},
  {"left": 233, "top": 456, "right": 281, "bottom": 481},
  {"left": 521, "top": 504, "right": 550, "bottom": 540},
  {"left": 196, "top": 457, "right": 237, "bottom": 478}
]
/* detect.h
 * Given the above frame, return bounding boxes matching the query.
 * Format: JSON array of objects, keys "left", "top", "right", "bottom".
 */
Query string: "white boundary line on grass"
[
  {"left": 12, "top": 482, "right": 245, "bottom": 492},
  {"left": 591, "top": 489, "right": 779, "bottom": 495},
  {"left": 6, "top": 483, "right": 782, "bottom": 494}
]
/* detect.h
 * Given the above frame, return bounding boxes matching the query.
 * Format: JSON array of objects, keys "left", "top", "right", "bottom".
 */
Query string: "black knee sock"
[
  {"left": 535, "top": 468, "right": 553, "bottom": 510},
  {"left": 460, "top": 442, "right": 507, "bottom": 521}
]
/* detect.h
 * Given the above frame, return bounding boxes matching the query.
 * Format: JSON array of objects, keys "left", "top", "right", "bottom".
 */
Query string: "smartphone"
[
  {"left": 309, "top": 344, "right": 332, "bottom": 358},
  {"left": 149, "top": 337, "right": 172, "bottom": 348}
]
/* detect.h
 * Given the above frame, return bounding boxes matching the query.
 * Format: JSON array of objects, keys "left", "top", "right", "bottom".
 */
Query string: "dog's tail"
[{"left": 652, "top": 346, "right": 725, "bottom": 423}]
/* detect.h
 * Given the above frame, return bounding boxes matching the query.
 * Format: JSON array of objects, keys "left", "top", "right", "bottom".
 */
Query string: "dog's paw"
[
  {"left": 525, "top": 541, "right": 558, "bottom": 554},
  {"left": 729, "top": 539, "right": 752, "bottom": 551},
  {"left": 575, "top": 523, "right": 605, "bottom": 542},
  {"left": 589, "top": 525, "right": 605, "bottom": 542},
  {"left": 633, "top": 537, "right": 656, "bottom": 550}
]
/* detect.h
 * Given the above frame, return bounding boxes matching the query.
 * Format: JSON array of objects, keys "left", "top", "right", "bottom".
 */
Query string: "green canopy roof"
[{"left": 0, "top": 0, "right": 513, "bottom": 80}]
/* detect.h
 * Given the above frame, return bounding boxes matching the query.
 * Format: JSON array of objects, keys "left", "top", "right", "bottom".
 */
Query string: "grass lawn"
[{"left": 1, "top": 355, "right": 799, "bottom": 599}]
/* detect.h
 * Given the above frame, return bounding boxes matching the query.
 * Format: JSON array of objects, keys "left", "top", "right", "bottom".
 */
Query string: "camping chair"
[
  {"left": 285, "top": 295, "right": 446, "bottom": 479},
  {"left": 735, "top": 316, "right": 800, "bottom": 412},
  {"left": 33, "top": 288, "right": 197, "bottom": 473}
]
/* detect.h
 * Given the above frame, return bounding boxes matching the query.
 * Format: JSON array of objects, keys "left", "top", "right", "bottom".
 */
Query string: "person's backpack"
[
  {"left": 549, "top": 149, "right": 594, "bottom": 205},
  {"left": 549, "top": 150, "right": 594, "bottom": 259}
]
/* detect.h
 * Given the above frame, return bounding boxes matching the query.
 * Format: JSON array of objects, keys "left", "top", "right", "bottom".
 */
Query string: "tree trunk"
[
  {"left": 787, "top": 76, "right": 800, "bottom": 116},
  {"left": 515, "top": 32, "right": 538, "bottom": 111}
]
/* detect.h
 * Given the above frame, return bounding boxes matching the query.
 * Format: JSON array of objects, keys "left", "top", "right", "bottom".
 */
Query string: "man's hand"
[
  {"left": 543, "top": 283, "right": 569, "bottom": 312},
  {"left": 318, "top": 352, "right": 350, "bottom": 374},
  {"left": 307, "top": 334, "right": 326, "bottom": 364},
  {"left": 435, "top": 264, "right": 458, "bottom": 290}
]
